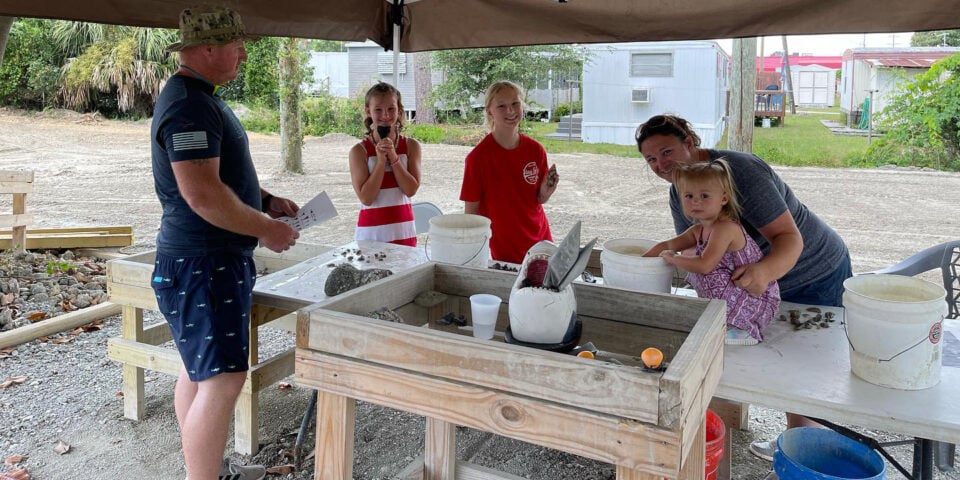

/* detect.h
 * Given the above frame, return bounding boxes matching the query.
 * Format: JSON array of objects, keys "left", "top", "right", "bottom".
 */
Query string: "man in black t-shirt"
[{"left": 150, "top": 6, "right": 299, "bottom": 479}]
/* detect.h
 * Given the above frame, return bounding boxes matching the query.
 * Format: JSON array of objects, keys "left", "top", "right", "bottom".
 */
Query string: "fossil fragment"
[{"left": 324, "top": 263, "right": 392, "bottom": 297}]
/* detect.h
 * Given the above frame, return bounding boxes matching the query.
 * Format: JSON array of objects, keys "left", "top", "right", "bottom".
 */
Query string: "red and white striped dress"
[{"left": 354, "top": 136, "right": 417, "bottom": 246}]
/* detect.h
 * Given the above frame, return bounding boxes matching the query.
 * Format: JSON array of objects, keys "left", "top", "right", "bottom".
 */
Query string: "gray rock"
[
  {"left": 414, "top": 290, "right": 448, "bottom": 308},
  {"left": 75, "top": 294, "right": 93, "bottom": 309},
  {"left": 62, "top": 251, "right": 76, "bottom": 260},
  {"left": 30, "top": 284, "right": 47, "bottom": 295},
  {"left": 324, "top": 264, "right": 392, "bottom": 297},
  {"left": 367, "top": 307, "right": 404, "bottom": 323}
]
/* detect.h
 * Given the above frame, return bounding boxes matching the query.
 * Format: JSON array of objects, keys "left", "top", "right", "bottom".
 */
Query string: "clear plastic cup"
[{"left": 469, "top": 293, "right": 502, "bottom": 340}]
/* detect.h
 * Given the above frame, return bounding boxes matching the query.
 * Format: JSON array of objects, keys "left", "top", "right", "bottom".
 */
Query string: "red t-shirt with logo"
[{"left": 460, "top": 133, "right": 552, "bottom": 263}]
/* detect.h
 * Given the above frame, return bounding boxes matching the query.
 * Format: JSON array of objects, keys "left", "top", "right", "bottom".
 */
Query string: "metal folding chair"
[
  {"left": 411, "top": 201, "right": 443, "bottom": 234},
  {"left": 860, "top": 239, "right": 960, "bottom": 474}
]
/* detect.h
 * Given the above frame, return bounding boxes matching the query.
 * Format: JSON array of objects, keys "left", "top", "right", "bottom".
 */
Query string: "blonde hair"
[
  {"left": 483, "top": 80, "right": 524, "bottom": 132},
  {"left": 363, "top": 82, "right": 405, "bottom": 135},
  {"left": 673, "top": 158, "right": 742, "bottom": 223}
]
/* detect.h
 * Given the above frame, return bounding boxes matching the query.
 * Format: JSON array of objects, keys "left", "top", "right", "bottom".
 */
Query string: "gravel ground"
[{"left": 1, "top": 107, "right": 959, "bottom": 479}]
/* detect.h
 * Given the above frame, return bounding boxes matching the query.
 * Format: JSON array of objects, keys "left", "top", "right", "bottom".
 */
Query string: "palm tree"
[{"left": 55, "top": 21, "right": 177, "bottom": 115}]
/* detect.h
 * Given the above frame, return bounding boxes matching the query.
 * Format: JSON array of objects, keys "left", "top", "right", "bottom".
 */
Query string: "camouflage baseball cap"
[{"left": 165, "top": 5, "right": 254, "bottom": 52}]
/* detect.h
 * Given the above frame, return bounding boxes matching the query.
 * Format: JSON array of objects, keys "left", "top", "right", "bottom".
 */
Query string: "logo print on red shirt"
[{"left": 523, "top": 162, "right": 539, "bottom": 185}]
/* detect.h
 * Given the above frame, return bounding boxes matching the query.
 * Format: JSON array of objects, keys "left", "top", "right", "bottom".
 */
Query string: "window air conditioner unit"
[{"left": 632, "top": 87, "right": 651, "bottom": 103}]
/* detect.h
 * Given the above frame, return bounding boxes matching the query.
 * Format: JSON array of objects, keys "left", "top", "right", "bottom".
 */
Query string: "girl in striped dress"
[{"left": 349, "top": 82, "right": 422, "bottom": 246}]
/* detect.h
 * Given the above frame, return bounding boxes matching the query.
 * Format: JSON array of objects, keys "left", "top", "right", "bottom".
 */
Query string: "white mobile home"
[
  {"left": 347, "top": 41, "right": 416, "bottom": 119},
  {"left": 305, "top": 52, "right": 349, "bottom": 97},
  {"left": 582, "top": 41, "right": 730, "bottom": 147},
  {"left": 840, "top": 47, "right": 960, "bottom": 117}
]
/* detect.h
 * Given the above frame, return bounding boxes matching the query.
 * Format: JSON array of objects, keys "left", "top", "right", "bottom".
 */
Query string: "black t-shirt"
[{"left": 151, "top": 75, "right": 260, "bottom": 256}]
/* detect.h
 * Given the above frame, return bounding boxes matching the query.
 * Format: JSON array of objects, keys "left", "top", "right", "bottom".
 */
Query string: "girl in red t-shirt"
[
  {"left": 459, "top": 81, "right": 559, "bottom": 264},
  {"left": 349, "top": 82, "right": 422, "bottom": 246}
]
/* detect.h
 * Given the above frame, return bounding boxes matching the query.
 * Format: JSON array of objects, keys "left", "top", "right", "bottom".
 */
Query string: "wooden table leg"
[
  {"left": 679, "top": 420, "right": 706, "bottom": 480},
  {"left": 234, "top": 384, "right": 258, "bottom": 455},
  {"left": 120, "top": 305, "right": 144, "bottom": 420},
  {"left": 12, "top": 193, "right": 26, "bottom": 251},
  {"left": 424, "top": 418, "right": 456, "bottom": 480},
  {"left": 315, "top": 391, "right": 356, "bottom": 480},
  {"left": 234, "top": 307, "right": 261, "bottom": 455},
  {"left": 615, "top": 465, "right": 664, "bottom": 479}
]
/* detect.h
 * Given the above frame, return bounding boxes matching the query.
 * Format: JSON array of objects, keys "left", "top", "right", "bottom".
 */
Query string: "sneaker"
[
  {"left": 749, "top": 439, "right": 776, "bottom": 462},
  {"left": 219, "top": 458, "right": 265, "bottom": 480},
  {"left": 726, "top": 327, "right": 760, "bottom": 346}
]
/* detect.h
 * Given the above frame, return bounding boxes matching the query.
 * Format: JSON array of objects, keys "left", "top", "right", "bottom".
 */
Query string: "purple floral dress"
[{"left": 686, "top": 223, "right": 781, "bottom": 341}]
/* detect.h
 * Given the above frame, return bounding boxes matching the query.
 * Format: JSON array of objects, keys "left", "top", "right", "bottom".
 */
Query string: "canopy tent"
[{"left": 2, "top": 0, "right": 960, "bottom": 52}]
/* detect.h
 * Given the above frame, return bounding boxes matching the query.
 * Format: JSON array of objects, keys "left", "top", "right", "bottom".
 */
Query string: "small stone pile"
[{"left": 0, "top": 250, "right": 108, "bottom": 332}]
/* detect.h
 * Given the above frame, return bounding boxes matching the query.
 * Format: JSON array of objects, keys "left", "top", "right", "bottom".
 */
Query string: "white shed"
[
  {"left": 581, "top": 41, "right": 730, "bottom": 147},
  {"left": 790, "top": 64, "right": 836, "bottom": 108}
]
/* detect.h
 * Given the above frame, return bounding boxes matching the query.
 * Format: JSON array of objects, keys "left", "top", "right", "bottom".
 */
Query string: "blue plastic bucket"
[{"left": 773, "top": 427, "right": 886, "bottom": 480}]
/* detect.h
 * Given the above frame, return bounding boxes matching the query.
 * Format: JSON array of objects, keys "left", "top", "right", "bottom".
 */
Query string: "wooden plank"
[
  {"left": 107, "top": 282, "right": 159, "bottom": 311},
  {"left": 11, "top": 193, "right": 26, "bottom": 252},
  {"left": 235, "top": 388, "right": 259, "bottom": 455},
  {"left": 303, "top": 309, "right": 661, "bottom": 422},
  {"left": 660, "top": 299, "right": 725, "bottom": 429},
  {"left": 0, "top": 302, "right": 121, "bottom": 349},
  {"left": 0, "top": 232, "right": 133, "bottom": 249},
  {"left": 424, "top": 418, "right": 456, "bottom": 480},
  {"left": 1, "top": 225, "right": 133, "bottom": 235},
  {"left": 142, "top": 321, "right": 172, "bottom": 346},
  {"left": 0, "top": 213, "right": 33, "bottom": 229},
  {"left": 315, "top": 390, "right": 355, "bottom": 480},
  {"left": 252, "top": 243, "right": 335, "bottom": 274},
  {"left": 615, "top": 465, "right": 664, "bottom": 480},
  {"left": 677, "top": 419, "right": 705, "bottom": 480},
  {"left": 0, "top": 170, "right": 33, "bottom": 183},
  {"left": 0, "top": 181, "right": 33, "bottom": 194},
  {"left": 296, "top": 350, "right": 681, "bottom": 476},
  {"left": 107, "top": 338, "right": 182, "bottom": 376},
  {"left": 399, "top": 457, "right": 531, "bottom": 480},
  {"left": 121, "top": 306, "right": 145, "bottom": 421},
  {"left": 708, "top": 398, "right": 749, "bottom": 432},
  {"left": 246, "top": 348, "right": 294, "bottom": 393}
]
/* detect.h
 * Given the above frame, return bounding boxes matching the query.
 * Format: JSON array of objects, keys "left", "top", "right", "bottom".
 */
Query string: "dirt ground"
[{"left": 1, "top": 107, "right": 959, "bottom": 479}]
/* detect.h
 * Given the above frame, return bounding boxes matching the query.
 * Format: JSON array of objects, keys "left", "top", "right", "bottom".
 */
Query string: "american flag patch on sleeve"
[{"left": 172, "top": 131, "right": 209, "bottom": 151}]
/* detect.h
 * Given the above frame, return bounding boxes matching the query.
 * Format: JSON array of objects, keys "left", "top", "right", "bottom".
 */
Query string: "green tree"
[
  {"left": 0, "top": 18, "right": 64, "bottom": 108},
  {"left": 240, "top": 37, "right": 282, "bottom": 106},
  {"left": 911, "top": 30, "right": 960, "bottom": 47},
  {"left": 431, "top": 45, "right": 583, "bottom": 116},
  {"left": 875, "top": 52, "right": 960, "bottom": 170},
  {"left": 307, "top": 39, "right": 345, "bottom": 52},
  {"left": 55, "top": 21, "right": 177, "bottom": 116}
]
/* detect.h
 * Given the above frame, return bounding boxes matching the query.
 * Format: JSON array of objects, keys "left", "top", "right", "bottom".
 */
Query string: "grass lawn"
[{"left": 521, "top": 108, "right": 871, "bottom": 168}]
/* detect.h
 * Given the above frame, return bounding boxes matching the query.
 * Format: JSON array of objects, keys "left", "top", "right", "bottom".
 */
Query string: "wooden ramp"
[{"left": 0, "top": 225, "right": 134, "bottom": 250}]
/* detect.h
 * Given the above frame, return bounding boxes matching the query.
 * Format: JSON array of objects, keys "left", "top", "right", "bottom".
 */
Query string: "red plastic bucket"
[{"left": 705, "top": 409, "right": 726, "bottom": 480}]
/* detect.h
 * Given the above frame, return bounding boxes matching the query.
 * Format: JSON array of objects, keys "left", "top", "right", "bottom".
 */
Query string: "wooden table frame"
[
  {"left": 106, "top": 241, "right": 430, "bottom": 454},
  {"left": 296, "top": 262, "right": 726, "bottom": 479},
  {"left": 106, "top": 244, "right": 332, "bottom": 454}
]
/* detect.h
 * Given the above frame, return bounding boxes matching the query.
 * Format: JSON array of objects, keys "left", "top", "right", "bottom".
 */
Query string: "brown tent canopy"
[{"left": 2, "top": 0, "right": 960, "bottom": 52}]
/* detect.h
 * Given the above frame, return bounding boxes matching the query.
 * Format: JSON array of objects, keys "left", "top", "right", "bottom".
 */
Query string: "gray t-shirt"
[{"left": 669, "top": 149, "right": 848, "bottom": 293}]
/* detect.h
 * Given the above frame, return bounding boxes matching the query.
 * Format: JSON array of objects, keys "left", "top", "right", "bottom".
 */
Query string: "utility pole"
[
  {"left": 781, "top": 36, "right": 796, "bottom": 115},
  {"left": 727, "top": 38, "right": 757, "bottom": 152}
]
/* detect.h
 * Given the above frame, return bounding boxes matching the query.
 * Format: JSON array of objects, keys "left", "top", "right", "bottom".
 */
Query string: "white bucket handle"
[
  {"left": 843, "top": 313, "right": 945, "bottom": 363},
  {"left": 423, "top": 233, "right": 490, "bottom": 266}
]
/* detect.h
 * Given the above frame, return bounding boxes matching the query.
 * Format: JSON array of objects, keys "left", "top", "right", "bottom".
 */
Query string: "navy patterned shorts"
[{"left": 151, "top": 252, "right": 256, "bottom": 382}]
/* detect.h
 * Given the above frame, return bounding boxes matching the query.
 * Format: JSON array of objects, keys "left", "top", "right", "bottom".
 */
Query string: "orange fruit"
[
  {"left": 576, "top": 350, "right": 595, "bottom": 359},
  {"left": 641, "top": 347, "right": 664, "bottom": 369}
]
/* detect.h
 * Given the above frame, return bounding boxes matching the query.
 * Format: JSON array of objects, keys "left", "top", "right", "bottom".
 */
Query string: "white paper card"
[{"left": 276, "top": 191, "right": 338, "bottom": 231}]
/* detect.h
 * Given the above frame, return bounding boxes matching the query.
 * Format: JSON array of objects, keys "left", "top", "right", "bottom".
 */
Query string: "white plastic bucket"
[
  {"left": 427, "top": 214, "right": 491, "bottom": 268},
  {"left": 600, "top": 238, "right": 674, "bottom": 293},
  {"left": 843, "top": 274, "right": 947, "bottom": 390}
]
